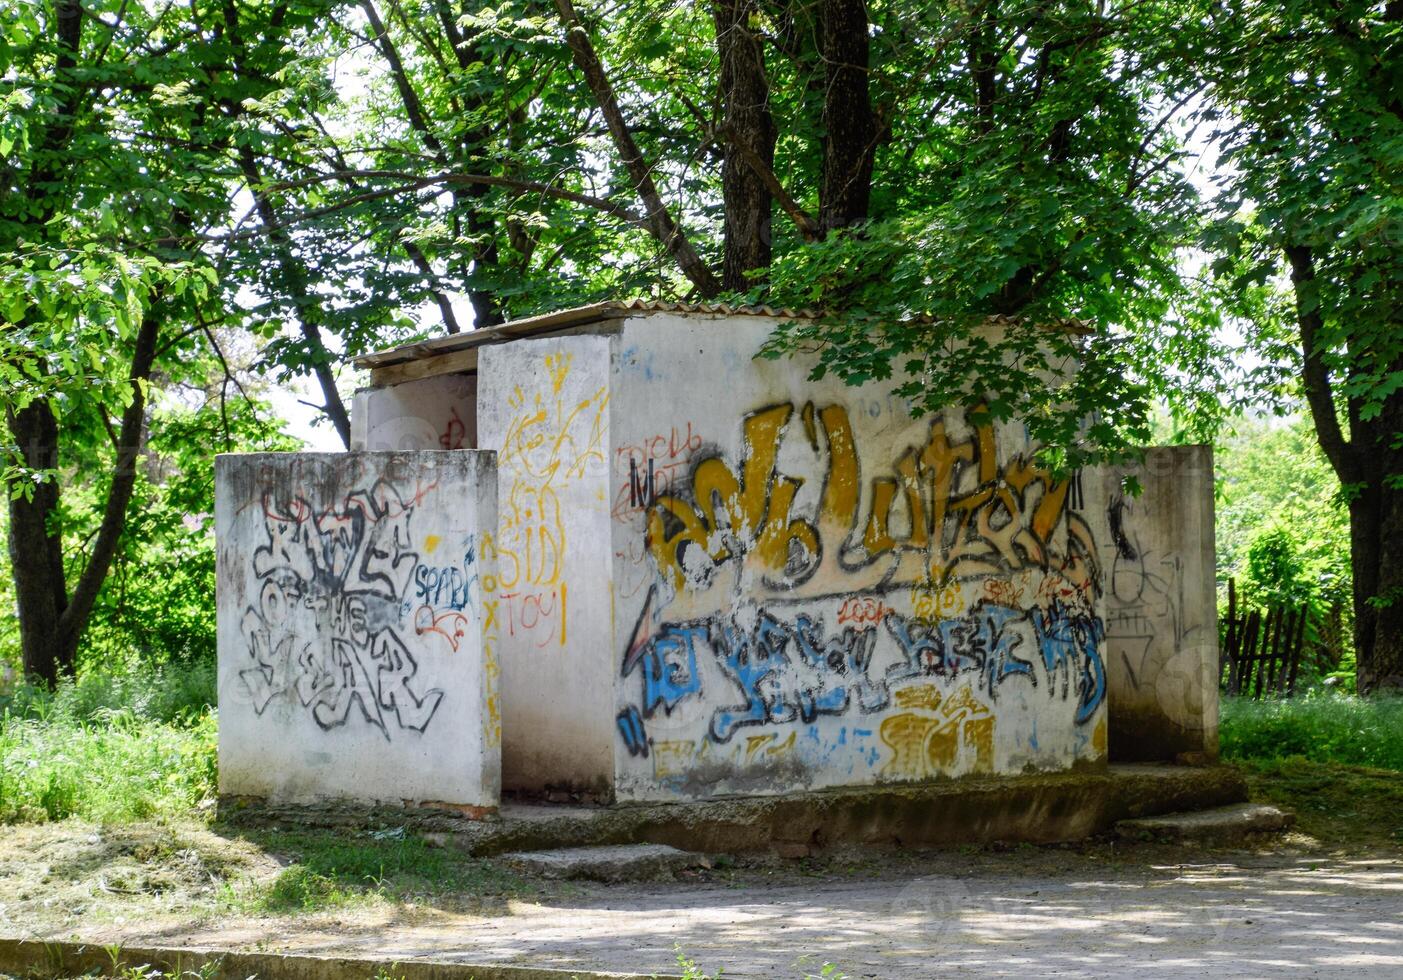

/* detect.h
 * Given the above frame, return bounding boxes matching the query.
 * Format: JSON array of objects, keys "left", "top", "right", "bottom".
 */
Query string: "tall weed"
[
  {"left": 0, "top": 662, "right": 217, "bottom": 824},
  {"left": 0, "top": 659, "right": 215, "bottom": 725}
]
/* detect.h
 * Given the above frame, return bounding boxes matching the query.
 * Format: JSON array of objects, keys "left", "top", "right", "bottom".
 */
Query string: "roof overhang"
[{"left": 352, "top": 299, "right": 1091, "bottom": 389}]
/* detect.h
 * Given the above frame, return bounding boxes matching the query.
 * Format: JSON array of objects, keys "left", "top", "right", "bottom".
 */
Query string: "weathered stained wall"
[
  {"left": 1093, "top": 446, "right": 1219, "bottom": 761},
  {"left": 607, "top": 314, "right": 1109, "bottom": 801},
  {"left": 351, "top": 373, "right": 476, "bottom": 452},
  {"left": 477, "top": 336, "right": 616, "bottom": 795},
  {"left": 215, "top": 451, "right": 499, "bottom": 807}
]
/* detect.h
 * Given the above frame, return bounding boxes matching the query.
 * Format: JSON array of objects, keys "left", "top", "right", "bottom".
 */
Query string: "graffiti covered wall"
[
  {"left": 1093, "top": 446, "right": 1219, "bottom": 761},
  {"left": 608, "top": 315, "right": 1108, "bottom": 801},
  {"left": 477, "top": 336, "right": 616, "bottom": 794},
  {"left": 215, "top": 451, "right": 499, "bottom": 806}
]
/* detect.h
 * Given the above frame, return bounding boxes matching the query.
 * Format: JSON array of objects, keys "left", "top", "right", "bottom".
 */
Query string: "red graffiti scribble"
[
  {"left": 260, "top": 495, "right": 312, "bottom": 525},
  {"left": 309, "top": 479, "right": 440, "bottom": 539},
  {"left": 611, "top": 423, "right": 705, "bottom": 520},
  {"left": 837, "top": 595, "right": 890, "bottom": 625},
  {"left": 494, "top": 588, "right": 567, "bottom": 649},
  {"left": 440, "top": 407, "right": 467, "bottom": 450},
  {"left": 414, "top": 605, "right": 470, "bottom": 652},
  {"left": 983, "top": 578, "right": 1023, "bottom": 607}
]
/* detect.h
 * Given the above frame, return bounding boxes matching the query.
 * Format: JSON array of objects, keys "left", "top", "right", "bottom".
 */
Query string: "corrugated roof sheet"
[{"left": 352, "top": 299, "right": 1089, "bottom": 369}]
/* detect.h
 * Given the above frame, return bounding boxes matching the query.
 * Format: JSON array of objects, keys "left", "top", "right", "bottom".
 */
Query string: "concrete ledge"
[
  {"left": 499, "top": 843, "right": 712, "bottom": 881},
  {"left": 1116, "top": 803, "right": 1295, "bottom": 841},
  {"left": 0, "top": 938, "right": 674, "bottom": 980},
  {"left": 478, "top": 764, "right": 1249, "bottom": 858},
  {"left": 223, "top": 764, "right": 1248, "bottom": 858}
]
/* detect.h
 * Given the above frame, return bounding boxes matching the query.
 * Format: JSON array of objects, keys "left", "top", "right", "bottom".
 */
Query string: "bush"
[
  {"left": 1220, "top": 694, "right": 1403, "bottom": 771},
  {"left": 1215, "top": 414, "right": 1354, "bottom": 675}
]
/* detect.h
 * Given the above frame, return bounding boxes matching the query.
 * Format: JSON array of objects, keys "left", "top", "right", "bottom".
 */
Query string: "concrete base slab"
[
  {"left": 221, "top": 763, "right": 1250, "bottom": 857},
  {"left": 498, "top": 843, "right": 710, "bottom": 881},
  {"left": 1116, "top": 803, "right": 1295, "bottom": 841}
]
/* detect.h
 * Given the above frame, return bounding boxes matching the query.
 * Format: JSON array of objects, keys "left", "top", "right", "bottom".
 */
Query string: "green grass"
[
  {"left": 1239, "top": 757, "right": 1403, "bottom": 849},
  {"left": 238, "top": 828, "right": 531, "bottom": 914},
  {"left": 0, "top": 661, "right": 217, "bottom": 824},
  {"left": 1220, "top": 693, "right": 1403, "bottom": 770},
  {"left": 0, "top": 708, "right": 216, "bottom": 824}
]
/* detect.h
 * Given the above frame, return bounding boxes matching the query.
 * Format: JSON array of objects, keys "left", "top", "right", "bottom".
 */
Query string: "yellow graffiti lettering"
[
  {"left": 880, "top": 684, "right": 995, "bottom": 780},
  {"left": 546, "top": 352, "right": 572, "bottom": 394},
  {"left": 653, "top": 740, "right": 695, "bottom": 779},
  {"left": 494, "top": 355, "right": 611, "bottom": 647},
  {"left": 893, "top": 683, "right": 943, "bottom": 711},
  {"left": 483, "top": 638, "right": 501, "bottom": 748},
  {"left": 643, "top": 399, "right": 1085, "bottom": 595},
  {"left": 649, "top": 404, "right": 821, "bottom": 588},
  {"left": 744, "top": 733, "right": 777, "bottom": 762}
]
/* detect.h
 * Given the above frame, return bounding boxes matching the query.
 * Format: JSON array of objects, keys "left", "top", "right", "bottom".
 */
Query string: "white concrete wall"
[
  {"left": 607, "top": 314, "right": 1109, "bottom": 801},
  {"left": 216, "top": 451, "right": 499, "bottom": 807},
  {"left": 1093, "top": 446, "right": 1219, "bottom": 761},
  {"left": 477, "top": 336, "right": 616, "bottom": 794},
  {"left": 351, "top": 374, "right": 477, "bottom": 452}
]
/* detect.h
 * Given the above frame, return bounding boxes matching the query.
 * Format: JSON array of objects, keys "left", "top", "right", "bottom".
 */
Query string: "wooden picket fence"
[{"left": 1220, "top": 578, "right": 1311, "bottom": 699}]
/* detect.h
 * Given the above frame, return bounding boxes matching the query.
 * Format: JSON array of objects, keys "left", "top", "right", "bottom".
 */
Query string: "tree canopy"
[{"left": 1, "top": 0, "right": 1398, "bottom": 688}]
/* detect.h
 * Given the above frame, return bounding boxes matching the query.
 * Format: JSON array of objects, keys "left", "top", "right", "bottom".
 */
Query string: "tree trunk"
[
  {"left": 554, "top": 0, "right": 722, "bottom": 297},
  {"left": 221, "top": 2, "right": 353, "bottom": 444},
  {"left": 5, "top": 302, "right": 163, "bottom": 684},
  {"left": 1289, "top": 242, "right": 1403, "bottom": 692},
  {"left": 55, "top": 306, "right": 161, "bottom": 664},
  {"left": 818, "top": 0, "right": 876, "bottom": 231},
  {"left": 713, "top": 0, "right": 776, "bottom": 290},
  {"left": 1350, "top": 392, "right": 1403, "bottom": 692},
  {"left": 6, "top": 398, "right": 70, "bottom": 683},
  {"left": 240, "top": 150, "right": 351, "bottom": 447}
]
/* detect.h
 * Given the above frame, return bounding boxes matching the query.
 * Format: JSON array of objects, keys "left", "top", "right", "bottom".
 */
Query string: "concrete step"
[
  {"left": 498, "top": 843, "right": 711, "bottom": 882},
  {"left": 1116, "top": 803, "right": 1295, "bottom": 841}
]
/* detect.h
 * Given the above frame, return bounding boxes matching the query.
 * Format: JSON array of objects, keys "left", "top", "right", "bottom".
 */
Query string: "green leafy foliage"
[
  {"left": 0, "top": 0, "right": 1397, "bottom": 686},
  {"left": 0, "top": 658, "right": 216, "bottom": 823},
  {"left": 78, "top": 400, "right": 299, "bottom": 669},
  {"left": 744, "top": 0, "right": 1227, "bottom": 467},
  {"left": 0, "top": 659, "right": 216, "bottom": 727},
  {"left": 1193, "top": 0, "right": 1402, "bottom": 427},
  {"left": 1216, "top": 413, "right": 1353, "bottom": 673}
]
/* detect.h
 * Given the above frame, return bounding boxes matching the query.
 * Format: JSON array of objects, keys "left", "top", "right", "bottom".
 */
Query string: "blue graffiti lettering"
[{"left": 1031, "top": 598, "right": 1106, "bottom": 725}]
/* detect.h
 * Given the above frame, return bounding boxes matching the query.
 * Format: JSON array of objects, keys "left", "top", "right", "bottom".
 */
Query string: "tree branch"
[
  {"left": 552, "top": 0, "right": 721, "bottom": 296},
  {"left": 360, "top": 0, "right": 447, "bottom": 159},
  {"left": 57, "top": 296, "right": 160, "bottom": 651}
]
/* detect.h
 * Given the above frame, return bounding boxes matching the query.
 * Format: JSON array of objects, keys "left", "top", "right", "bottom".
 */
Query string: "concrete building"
[{"left": 332, "top": 301, "right": 1220, "bottom": 804}]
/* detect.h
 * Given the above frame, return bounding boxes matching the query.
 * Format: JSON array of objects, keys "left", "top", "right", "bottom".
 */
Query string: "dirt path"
[{"left": 85, "top": 852, "right": 1403, "bottom": 978}]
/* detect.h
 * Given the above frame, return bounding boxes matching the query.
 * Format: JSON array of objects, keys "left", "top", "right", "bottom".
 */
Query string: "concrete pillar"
[
  {"left": 1094, "top": 446, "right": 1219, "bottom": 761},
  {"left": 476, "top": 336, "right": 617, "bottom": 797},
  {"left": 215, "top": 450, "right": 500, "bottom": 808}
]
